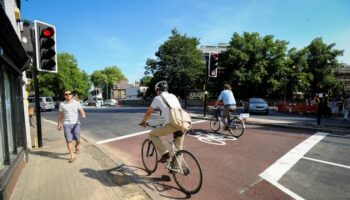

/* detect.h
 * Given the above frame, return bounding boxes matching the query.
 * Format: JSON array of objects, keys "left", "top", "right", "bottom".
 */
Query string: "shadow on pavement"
[
  {"left": 30, "top": 150, "right": 69, "bottom": 160},
  {"left": 80, "top": 163, "right": 192, "bottom": 199}
]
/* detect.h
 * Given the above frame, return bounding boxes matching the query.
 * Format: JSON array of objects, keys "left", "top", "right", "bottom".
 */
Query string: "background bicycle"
[
  {"left": 140, "top": 123, "right": 203, "bottom": 195},
  {"left": 208, "top": 106, "right": 246, "bottom": 138}
]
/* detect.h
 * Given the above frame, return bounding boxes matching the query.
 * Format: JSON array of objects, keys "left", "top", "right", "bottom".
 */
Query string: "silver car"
[{"left": 245, "top": 98, "right": 269, "bottom": 115}]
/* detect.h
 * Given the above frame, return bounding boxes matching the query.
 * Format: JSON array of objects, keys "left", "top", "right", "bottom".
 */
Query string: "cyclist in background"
[
  {"left": 141, "top": 81, "right": 184, "bottom": 163},
  {"left": 214, "top": 83, "right": 237, "bottom": 130}
]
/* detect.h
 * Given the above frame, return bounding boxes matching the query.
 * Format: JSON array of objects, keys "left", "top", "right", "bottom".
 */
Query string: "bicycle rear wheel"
[
  {"left": 141, "top": 139, "right": 158, "bottom": 174},
  {"left": 228, "top": 116, "right": 245, "bottom": 138},
  {"left": 209, "top": 116, "right": 221, "bottom": 132},
  {"left": 171, "top": 150, "right": 203, "bottom": 194}
]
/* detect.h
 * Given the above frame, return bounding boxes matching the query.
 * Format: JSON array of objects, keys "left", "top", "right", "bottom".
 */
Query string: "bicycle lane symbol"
[{"left": 188, "top": 131, "right": 237, "bottom": 145}]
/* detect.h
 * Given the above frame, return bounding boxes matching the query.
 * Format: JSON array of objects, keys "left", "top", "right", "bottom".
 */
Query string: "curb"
[{"left": 80, "top": 134, "right": 164, "bottom": 200}]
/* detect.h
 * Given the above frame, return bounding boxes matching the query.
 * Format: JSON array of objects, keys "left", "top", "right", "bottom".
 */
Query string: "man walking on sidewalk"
[{"left": 57, "top": 90, "right": 86, "bottom": 162}]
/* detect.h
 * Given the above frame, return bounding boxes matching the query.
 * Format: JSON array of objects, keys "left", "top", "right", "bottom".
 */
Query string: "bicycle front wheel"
[
  {"left": 209, "top": 116, "right": 221, "bottom": 132},
  {"left": 171, "top": 150, "right": 203, "bottom": 194},
  {"left": 141, "top": 139, "right": 158, "bottom": 174},
  {"left": 228, "top": 116, "right": 245, "bottom": 138}
]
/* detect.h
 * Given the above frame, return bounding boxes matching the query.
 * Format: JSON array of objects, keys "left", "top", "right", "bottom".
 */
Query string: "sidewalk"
[{"left": 11, "top": 119, "right": 151, "bottom": 200}]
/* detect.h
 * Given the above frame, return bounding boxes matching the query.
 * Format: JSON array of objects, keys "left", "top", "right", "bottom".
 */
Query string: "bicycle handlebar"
[{"left": 139, "top": 123, "right": 161, "bottom": 128}]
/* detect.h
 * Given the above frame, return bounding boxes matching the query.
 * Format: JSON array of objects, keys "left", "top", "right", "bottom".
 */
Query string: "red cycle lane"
[{"left": 100, "top": 121, "right": 313, "bottom": 200}]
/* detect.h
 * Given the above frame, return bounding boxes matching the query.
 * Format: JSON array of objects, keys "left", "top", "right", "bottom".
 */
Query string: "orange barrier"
[{"left": 276, "top": 102, "right": 318, "bottom": 114}]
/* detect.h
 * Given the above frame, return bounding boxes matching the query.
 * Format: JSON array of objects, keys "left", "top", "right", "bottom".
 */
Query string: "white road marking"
[
  {"left": 192, "top": 120, "right": 207, "bottom": 124},
  {"left": 96, "top": 130, "right": 151, "bottom": 144},
  {"left": 303, "top": 156, "right": 350, "bottom": 169},
  {"left": 259, "top": 132, "right": 328, "bottom": 200},
  {"left": 96, "top": 119, "right": 208, "bottom": 144},
  {"left": 44, "top": 118, "right": 57, "bottom": 125}
]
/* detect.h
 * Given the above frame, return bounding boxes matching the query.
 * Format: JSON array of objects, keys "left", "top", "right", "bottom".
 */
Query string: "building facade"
[
  {"left": 334, "top": 64, "right": 350, "bottom": 95},
  {"left": 0, "top": 0, "right": 30, "bottom": 199}
]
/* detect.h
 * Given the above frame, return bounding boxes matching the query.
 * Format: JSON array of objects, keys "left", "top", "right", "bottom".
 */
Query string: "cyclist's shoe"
[
  {"left": 158, "top": 152, "right": 170, "bottom": 163},
  {"left": 169, "top": 167, "right": 181, "bottom": 174}
]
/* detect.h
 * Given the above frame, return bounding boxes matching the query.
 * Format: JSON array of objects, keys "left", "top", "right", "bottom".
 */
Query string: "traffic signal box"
[
  {"left": 34, "top": 20, "right": 57, "bottom": 73},
  {"left": 208, "top": 52, "right": 218, "bottom": 78}
]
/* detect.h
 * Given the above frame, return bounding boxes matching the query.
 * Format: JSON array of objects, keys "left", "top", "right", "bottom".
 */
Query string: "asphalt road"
[{"left": 41, "top": 107, "right": 350, "bottom": 200}]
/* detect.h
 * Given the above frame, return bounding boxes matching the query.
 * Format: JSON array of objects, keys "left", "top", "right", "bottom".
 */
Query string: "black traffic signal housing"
[
  {"left": 208, "top": 52, "right": 218, "bottom": 78},
  {"left": 34, "top": 20, "right": 57, "bottom": 73}
]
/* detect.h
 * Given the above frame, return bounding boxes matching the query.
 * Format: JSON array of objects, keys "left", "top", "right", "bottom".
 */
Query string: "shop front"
[{"left": 0, "top": 1, "right": 30, "bottom": 199}]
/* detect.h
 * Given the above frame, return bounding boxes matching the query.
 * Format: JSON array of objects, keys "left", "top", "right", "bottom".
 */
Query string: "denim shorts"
[{"left": 63, "top": 124, "right": 80, "bottom": 142}]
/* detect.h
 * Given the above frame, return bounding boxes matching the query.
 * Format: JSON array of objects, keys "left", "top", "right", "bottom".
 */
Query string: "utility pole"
[{"left": 204, "top": 53, "right": 209, "bottom": 117}]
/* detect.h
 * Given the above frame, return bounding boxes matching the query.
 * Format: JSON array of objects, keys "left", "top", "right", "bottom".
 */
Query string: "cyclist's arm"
[{"left": 141, "top": 106, "right": 154, "bottom": 125}]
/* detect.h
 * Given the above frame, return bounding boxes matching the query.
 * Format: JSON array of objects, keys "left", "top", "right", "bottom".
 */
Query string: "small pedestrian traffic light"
[
  {"left": 208, "top": 52, "right": 218, "bottom": 78},
  {"left": 34, "top": 20, "right": 57, "bottom": 73}
]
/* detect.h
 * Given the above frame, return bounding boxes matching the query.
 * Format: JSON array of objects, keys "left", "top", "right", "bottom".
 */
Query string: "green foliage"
[
  {"left": 90, "top": 66, "right": 126, "bottom": 99},
  {"left": 145, "top": 29, "right": 205, "bottom": 99},
  {"left": 220, "top": 32, "right": 289, "bottom": 99},
  {"left": 37, "top": 53, "right": 90, "bottom": 100},
  {"left": 305, "top": 38, "right": 343, "bottom": 96}
]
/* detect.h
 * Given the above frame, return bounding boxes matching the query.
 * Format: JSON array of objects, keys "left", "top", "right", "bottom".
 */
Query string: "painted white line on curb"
[
  {"left": 259, "top": 132, "right": 328, "bottom": 200},
  {"left": 303, "top": 156, "right": 350, "bottom": 169}
]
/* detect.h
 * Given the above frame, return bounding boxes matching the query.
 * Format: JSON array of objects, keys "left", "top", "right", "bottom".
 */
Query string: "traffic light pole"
[
  {"left": 204, "top": 54, "right": 209, "bottom": 117},
  {"left": 33, "top": 68, "right": 43, "bottom": 147},
  {"left": 30, "top": 24, "right": 43, "bottom": 147}
]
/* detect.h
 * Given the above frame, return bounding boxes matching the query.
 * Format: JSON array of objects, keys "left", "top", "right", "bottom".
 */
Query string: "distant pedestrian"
[
  {"left": 57, "top": 90, "right": 86, "bottom": 162},
  {"left": 329, "top": 98, "right": 339, "bottom": 118},
  {"left": 343, "top": 96, "right": 350, "bottom": 121}
]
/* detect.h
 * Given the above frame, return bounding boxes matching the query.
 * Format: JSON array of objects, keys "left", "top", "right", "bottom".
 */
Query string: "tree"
[
  {"left": 145, "top": 29, "right": 204, "bottom": 105},
  {"left": 285, "top": 48, "right": 313, "bottom": 99},
  {"left": 37, "top": 52, "right": 90, "bottom": 100},
  {"left": 305, "top": 38, "right": 343, "bottom": 96},
  {"left": 220, "top": 32, "right": 289, "bottom": 99},
  {"left": 90, "top": 66, "right": 126, "bottom": 99}
]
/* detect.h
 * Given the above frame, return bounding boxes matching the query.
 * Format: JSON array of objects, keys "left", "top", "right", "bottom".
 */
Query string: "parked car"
[
  {"left": 105, "top": 99, "right": 118, "bottom": 106},
  {"left": 244, "top": 98, "right": 269, "bottom": 114},
  {"left": 28, "top": 96, "right": 55, "bottom": 111}
]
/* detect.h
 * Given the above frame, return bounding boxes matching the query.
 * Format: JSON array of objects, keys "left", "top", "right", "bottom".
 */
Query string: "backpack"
[{"left": 160, "top": 95, "right": 192, "bottom": 133}]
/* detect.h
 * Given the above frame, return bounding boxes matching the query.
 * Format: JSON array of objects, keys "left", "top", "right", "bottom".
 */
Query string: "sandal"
[
  {"left": 68, "top": 157, "right": 76, "bottom": 163},
  {"left": 75, "top": 145, "right": 80, "bottom": 154}
]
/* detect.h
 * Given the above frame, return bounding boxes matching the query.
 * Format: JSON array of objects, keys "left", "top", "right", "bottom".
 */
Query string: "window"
[
  {"left": 3, "top": 70, "right": 14, "bottom": 155},
  {"left": 0, "top": 66, "right": 5, "bottom": 169}
]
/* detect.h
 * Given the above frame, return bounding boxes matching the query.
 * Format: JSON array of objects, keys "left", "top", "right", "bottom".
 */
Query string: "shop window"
[
  {"left": 4, "top": 70, "right": 15, "bottom": 155},
  {"left": 0, "top": 66, "right": 5, "bottom": 169}
]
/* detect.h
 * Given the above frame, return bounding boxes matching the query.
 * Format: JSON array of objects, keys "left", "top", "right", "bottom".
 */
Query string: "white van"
[{"left": 28, "top": 96, "right": 55, "bottom": 111}]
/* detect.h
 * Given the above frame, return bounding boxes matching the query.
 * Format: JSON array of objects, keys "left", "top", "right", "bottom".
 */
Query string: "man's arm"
[
  {"left": 141, "top": 106, "right": 154, "bottom": 127},
  {"left": 79, "top": 108, "right": 86, "bottom": 119},
  {"left": 214, "top": 91, "right": 223, "bottom": 106},
  {"left": 57, "top": 111, "right": 63, "bottom": 131},
  {"left": 214, "top": 99, "right": 220, "bottom": 107}
]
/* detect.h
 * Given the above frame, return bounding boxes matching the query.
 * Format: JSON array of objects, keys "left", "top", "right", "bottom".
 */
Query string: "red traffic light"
[
  {"left": 211, "top": 53, "right": 218, "bottom": 61},
  {"left": 41, "top": 27, "right": 55, "bottom": 38}
]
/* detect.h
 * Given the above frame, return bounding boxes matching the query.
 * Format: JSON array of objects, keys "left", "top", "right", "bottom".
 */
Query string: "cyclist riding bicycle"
[
  {"left": 214, "top": 83, "right": 237, "bottom": 130},
  {"left": 141, "top": 81, "right": 184, "bottom": 163}
]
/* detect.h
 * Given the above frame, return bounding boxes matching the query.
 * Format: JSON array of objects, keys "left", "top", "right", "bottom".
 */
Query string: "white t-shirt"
[
  {"left": 150, "top": 91, "right": 181, "bottom": 124},
  {"left": 59, "top": 100, "right": 82, "bottom": 125}
]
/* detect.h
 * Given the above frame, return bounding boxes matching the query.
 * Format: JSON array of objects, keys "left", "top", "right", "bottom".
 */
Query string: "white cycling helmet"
[{"left": 154, "top": 81, "right": 168, "bottom": 92}]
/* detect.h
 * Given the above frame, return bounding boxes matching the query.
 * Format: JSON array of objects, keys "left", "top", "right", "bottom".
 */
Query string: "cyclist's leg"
[
  {"left": 223, "top": 106, "right": 231, "bottom": 128},
  {"left": 149, "top": 124, "right": 178, "bottom": 156},
  {"left": 173, "top": 130, "right": 185, "bottom": 168}
]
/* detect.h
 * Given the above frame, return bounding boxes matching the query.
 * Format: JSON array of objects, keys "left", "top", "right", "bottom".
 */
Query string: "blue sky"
[{"left": 22, "top": 0, "right": 350, "bottom": 83}]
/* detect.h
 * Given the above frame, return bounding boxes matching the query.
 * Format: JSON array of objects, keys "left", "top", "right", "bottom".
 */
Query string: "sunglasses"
[{"left": 64, "top": 93, "right": 72, "bottom": 96}]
